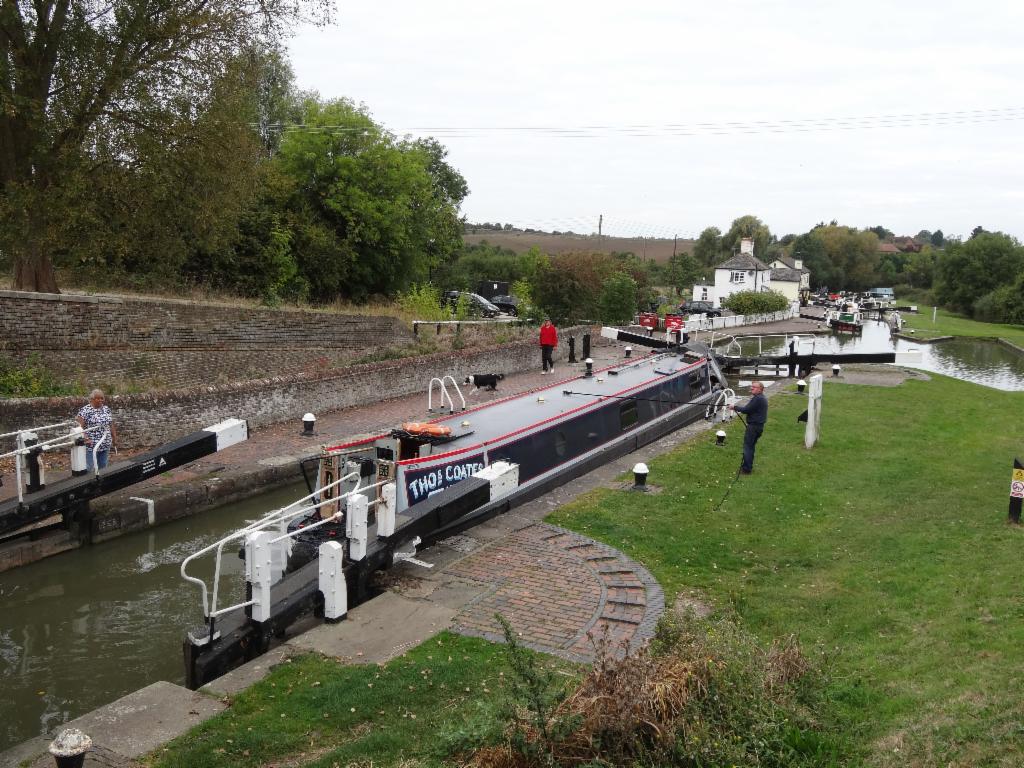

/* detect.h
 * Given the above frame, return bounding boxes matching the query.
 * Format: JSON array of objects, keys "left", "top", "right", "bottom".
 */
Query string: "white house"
[
  {"left": 767, "top": 255, "right": 811, "bottom": 303},
  {"left": 692, "top": 238, "right": 772, "bottom": 308}
]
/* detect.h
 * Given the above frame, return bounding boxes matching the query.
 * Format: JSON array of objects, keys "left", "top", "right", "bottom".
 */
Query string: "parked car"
[
  {"left": 442, "top": 291, "right": 501, "bottom": 318},
  {"left": 678, "top": 300, "right": 722, "bottom": 318},
  {"left": 489, "top": 295, "right": 521, "bottom": 316}
]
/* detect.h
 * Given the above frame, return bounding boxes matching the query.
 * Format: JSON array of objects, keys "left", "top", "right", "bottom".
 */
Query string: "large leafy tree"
[
  {"left": 721, "top": 214, "right": 773, "bottom": 262},
  {"left": 0, "top": 0, "right": 330, "bottom": 292},
  {"left": 275, "top": 97, "right": 468, "bottom": 301},
  {"left": 692, "top": 226, "right": 721, "bottom": 266},
  {"left": 935, "top": 232, "right": 1024, "bottom": 314}
]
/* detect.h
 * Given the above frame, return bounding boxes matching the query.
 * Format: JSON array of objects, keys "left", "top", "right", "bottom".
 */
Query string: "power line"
[{"left": 265, "top": 106, "right": 1024, "bottom": 139}]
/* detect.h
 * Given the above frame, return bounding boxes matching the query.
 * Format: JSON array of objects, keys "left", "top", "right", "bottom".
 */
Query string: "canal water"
[
  {"left": 716, "top": 319, "right": 1024, "bottom": 391},
  {"left": 0, "top": 482, "right": 306, "bottom": 752}
]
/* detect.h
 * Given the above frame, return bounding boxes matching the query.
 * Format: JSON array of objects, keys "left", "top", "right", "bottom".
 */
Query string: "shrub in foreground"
[{"left": 474, "top": 612, "right": 843, "bottom": 768}]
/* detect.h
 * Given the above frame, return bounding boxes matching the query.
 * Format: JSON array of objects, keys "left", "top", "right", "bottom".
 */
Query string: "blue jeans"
[
  {"left": 742, "top": 423, "right": 764, "bottom": 472},
  {"left": 87, "top": 448, "right": 109, "bottom": 470}
]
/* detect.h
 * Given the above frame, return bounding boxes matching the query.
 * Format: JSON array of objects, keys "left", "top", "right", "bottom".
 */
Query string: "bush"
[
  {"left": 598, "top": 272, "right": 638, "bottom": 324},
  {"left": 0, "top": 354, "right": 78, "bottom": 397},
  {"left": 723, "top": 289, "right": 790, "bottom": 316},
  {"left": 474, "top": 612, "right": 843, "bottom": 768},
  {"left": 398, "top": 283, "right": 448, "bottom": 321}
]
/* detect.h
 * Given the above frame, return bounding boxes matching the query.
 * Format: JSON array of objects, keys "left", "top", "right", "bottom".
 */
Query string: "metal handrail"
[
  {"left": 181, "top": 471, "right": 358, "bottom": 619},
  {"left": 428, "top": 375, "right": 465, "bottom": 413},
  {"left": 0, "top": 421, "right": 76, "bottom": 441}
]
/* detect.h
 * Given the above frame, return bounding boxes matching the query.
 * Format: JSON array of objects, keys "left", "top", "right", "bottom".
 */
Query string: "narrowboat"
[{"left": 180, "top": 329, "right": 730, "bottom": 688}]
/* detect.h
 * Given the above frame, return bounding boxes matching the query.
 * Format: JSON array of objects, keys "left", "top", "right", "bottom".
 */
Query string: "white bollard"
[
  {"left": 319, "top": 540, "right": 347, "bottom": 621},
  {"left": 377, "top": 483, "right": 397, "bottom": 537},
  {"left": 245, "top": 531, "right": 275, "bottom": 623},
  {"left": 69, "top": 426, "right": 88, "bottom": 476},
  {"left": 347, "top": 494, "right": 368, "bottom": 561}
]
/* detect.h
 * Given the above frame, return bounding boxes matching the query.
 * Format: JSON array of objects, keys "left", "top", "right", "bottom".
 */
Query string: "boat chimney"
[
  {"left": 625, "top": 346, "right": 632, "bottom": 358},
  {"left": 301, "top": 413, "right": 317, "bottom": 436},
  {"left": 584, "top": 358, "right": 594, "bottom": 377},
  {"left": 632, "top": 463, "right": 649, "bottom": 491},
  {"left": 716, "top": 430, "right": 727, "bottom": 446}
]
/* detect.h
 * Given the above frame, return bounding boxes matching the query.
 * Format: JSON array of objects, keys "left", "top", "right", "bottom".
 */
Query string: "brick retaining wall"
[{"left": 1, "top": 325, "right": 597, "bottom": 449}]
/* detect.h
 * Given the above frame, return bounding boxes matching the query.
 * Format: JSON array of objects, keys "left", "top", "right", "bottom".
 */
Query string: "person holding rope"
[
  {"left": 730, "top": 381, "right": 767, "bottom": 475},
  {"left": 76, "top": 389, "right": 118, "bottom": 470}
]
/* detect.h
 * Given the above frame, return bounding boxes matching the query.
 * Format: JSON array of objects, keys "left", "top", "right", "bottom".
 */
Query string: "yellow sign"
[{"left": 1014, "top": 469, "right": 1024, "bottom": 482}]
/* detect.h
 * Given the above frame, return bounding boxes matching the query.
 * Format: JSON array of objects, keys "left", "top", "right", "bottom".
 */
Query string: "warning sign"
[
  {"left": 1013, "top": 468, "right": 1024, "bottom": 483},
  {"left": 1012, "top": 480, "right": 1024, "bottom": 499}
]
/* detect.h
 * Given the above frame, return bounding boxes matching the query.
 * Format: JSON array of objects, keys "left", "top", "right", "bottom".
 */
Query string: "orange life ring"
[{"left": 401, "top": 422, "right": 452, "bottom": 437}]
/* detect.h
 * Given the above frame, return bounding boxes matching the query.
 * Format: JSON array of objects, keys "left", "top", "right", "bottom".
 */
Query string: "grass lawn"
[
  {"left": 146, "top": 372, "right": 1022, "bottom": 768},
  {"left": 901, "top": 305, "right": 1024, "bottom": 346},
  {"left": 146, "top": 632, "right": 536, "bottom": 768},
  {"left": 547, "top": 374, "right": 1024, "bottom": 766}
]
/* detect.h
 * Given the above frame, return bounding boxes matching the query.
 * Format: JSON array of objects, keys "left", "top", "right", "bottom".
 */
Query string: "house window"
[
  {"left": 700, "top": 287, "right": 709, "bottom": 300},
  {"left": 730, "top": 271, "right": 746, "bottom": 284}
]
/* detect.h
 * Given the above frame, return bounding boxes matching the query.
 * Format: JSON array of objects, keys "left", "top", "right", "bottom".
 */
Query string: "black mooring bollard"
[
  {"left": 49, "top": 728, "right": 91, "bottom": 768},
  {"left": 582, "top": 333, "right": 591, "bottom": 361},
  {"left": 568, "top": 335, "right": 577, "bottom": 363},
  {"left": 1009, "top": 457, "right": 1023, "bottom": 524}
]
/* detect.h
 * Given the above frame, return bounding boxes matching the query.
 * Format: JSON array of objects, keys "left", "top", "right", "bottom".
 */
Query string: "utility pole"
[
  {"left": 673, "top": 234, "right": 678, "bottom": 257},
  {"left": 598, "top": 214, "right": 603, "bottom": 250}
]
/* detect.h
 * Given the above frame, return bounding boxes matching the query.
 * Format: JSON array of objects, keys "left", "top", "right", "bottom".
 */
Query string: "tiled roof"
[
  {"left": 878, "top": 243, "right": 901, "bottom": 253},
  {"left": 717, "top": 253, "right": 771, "bottom": 271},
  {"left": 771, "top": 267, "right": 802, "bottom": 282}
]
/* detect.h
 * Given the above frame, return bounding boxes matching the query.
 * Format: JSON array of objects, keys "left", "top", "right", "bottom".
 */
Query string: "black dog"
[{"left": 465, "top": 373, "right": 504, "bottom": 391}]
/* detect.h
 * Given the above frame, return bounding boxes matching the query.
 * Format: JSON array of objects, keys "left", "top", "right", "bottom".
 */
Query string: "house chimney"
[
  {"left": 794, "top": 259, "right": 803, "bottom": 270},
  {"left": 739, "top": 237, "right": 754, "bottom": 255}
]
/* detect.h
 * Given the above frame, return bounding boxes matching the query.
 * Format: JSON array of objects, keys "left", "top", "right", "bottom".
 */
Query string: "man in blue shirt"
[{"left": 731, "top": 381, "right": 767, "bottom": 475}]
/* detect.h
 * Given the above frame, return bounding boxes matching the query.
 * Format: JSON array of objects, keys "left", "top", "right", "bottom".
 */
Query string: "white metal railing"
[
  {"left": 427, "top": 375, "right": 465, "bottom": 413},
  {"left": 0, "top": 423, "right": 110, "bottom": 502},
  {"left": 180, "top": 471, "right": 359, "bottom": 621}
]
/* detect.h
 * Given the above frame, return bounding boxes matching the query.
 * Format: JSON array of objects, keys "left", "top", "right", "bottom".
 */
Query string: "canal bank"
[
  {"left": 0, "top": 331, "right": 607, "bottom": 573},
  {"left": 2, "top": 361, "right": 939, "bottom": 766}
]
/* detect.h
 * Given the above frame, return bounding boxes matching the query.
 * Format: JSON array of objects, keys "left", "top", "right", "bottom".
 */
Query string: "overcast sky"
[{"left": 287, "top": 1, "right": 1024, "bottom": 242}]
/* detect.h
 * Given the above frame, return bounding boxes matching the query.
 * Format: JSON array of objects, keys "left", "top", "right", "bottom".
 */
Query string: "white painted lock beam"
[
  {"left": 245, "top": 531, "right": 275, "bottom": 623},
  {"left": 319, "top": 540, "right": 347, "bottom": 621},
  {"left": 347, "top": 494, "right": 368, "bottom": 561}
]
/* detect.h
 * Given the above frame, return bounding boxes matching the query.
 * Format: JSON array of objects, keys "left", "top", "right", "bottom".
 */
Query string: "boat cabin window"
[{"left": 620, "top": 400, "right": 638, "bottom": 430}]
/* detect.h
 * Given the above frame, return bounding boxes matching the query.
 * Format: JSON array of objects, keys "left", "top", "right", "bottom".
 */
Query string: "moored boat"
[{"left": 180, "top": 330, "right": 730, "bottom": 688}]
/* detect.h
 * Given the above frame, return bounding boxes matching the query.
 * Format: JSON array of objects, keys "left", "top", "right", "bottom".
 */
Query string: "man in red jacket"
[{"left": 539, "top": 319, "right": 558, "bottom": 374}]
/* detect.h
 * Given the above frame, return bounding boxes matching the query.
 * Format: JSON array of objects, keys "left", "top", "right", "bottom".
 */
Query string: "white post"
[
  {"left": 347, "top": 494, "right": 368, "bottom": 561},
  {"left": 377, "top": 483, "right": 397, "bottom": 537},
  {"left": 932, "top": 306, "right": 937, "bottom": 323},
  {"left": 245, "top": 531, "right": 275, "bottom": 622},
  {"left": 69, "top": 426, "right": 88, "bottom": 476},
  {"left": 319, "top": 540, "right": 347, "bottom": 620},
  {"left": 804, "top": 374, "right": 824, "bottom": 449}
]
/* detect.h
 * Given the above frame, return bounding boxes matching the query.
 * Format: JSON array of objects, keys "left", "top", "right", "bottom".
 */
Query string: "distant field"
[{"left": 462, "top": 231, "right": 695, "bottom": 263}]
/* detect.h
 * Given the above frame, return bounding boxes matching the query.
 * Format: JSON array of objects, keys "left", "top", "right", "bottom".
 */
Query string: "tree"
[
  {"left": 930, "top": 230, "right": 945, "bottom": 248},
  {"left": 274, "top": 97, "right": 468, "bottom": 301},
  {"left": 598, "top": 273, "right": 638, "bottom": 324},
  {"left": 916, "top": 230, "right": 932, "bottom": 243},
  {"left": 693, "top": 226, "right": 722, "bottom": 266},
  {"left": 721, "top": 215, "right": 772, "bottom": 261},
  {"left": 934, "top": 232, "right": 1024, "bottom": 314},
  {"left": 790, "top": 232, "right": 835, "bottom": 290},
  {"left": 0, "top": 0, "right": 330, "bottom": 292},
  {"left": 665, "top": 252, "right": 703, "bottom": 294},
  {"left": 868, "top": 225, "right": 893, "bottom": 241}
]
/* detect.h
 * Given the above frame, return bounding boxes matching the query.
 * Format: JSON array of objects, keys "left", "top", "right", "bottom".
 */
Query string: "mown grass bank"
[
  {"left": 548, "top": 373, "right": 1024, "bottom": 766},
  {"left": 901, "top": 305, "right": 1024, "bottom": 346},
  {"left": 145, "top": 372, "right": 1021, "bottom": 768}
]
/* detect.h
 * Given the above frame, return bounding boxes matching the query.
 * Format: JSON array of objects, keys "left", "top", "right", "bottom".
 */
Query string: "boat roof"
[
  {"left": 324, "top": 348, "right": 713, "bottom": 460},
  {"left": 398, "top": 351, "right": 706, "bottom": 462}
]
